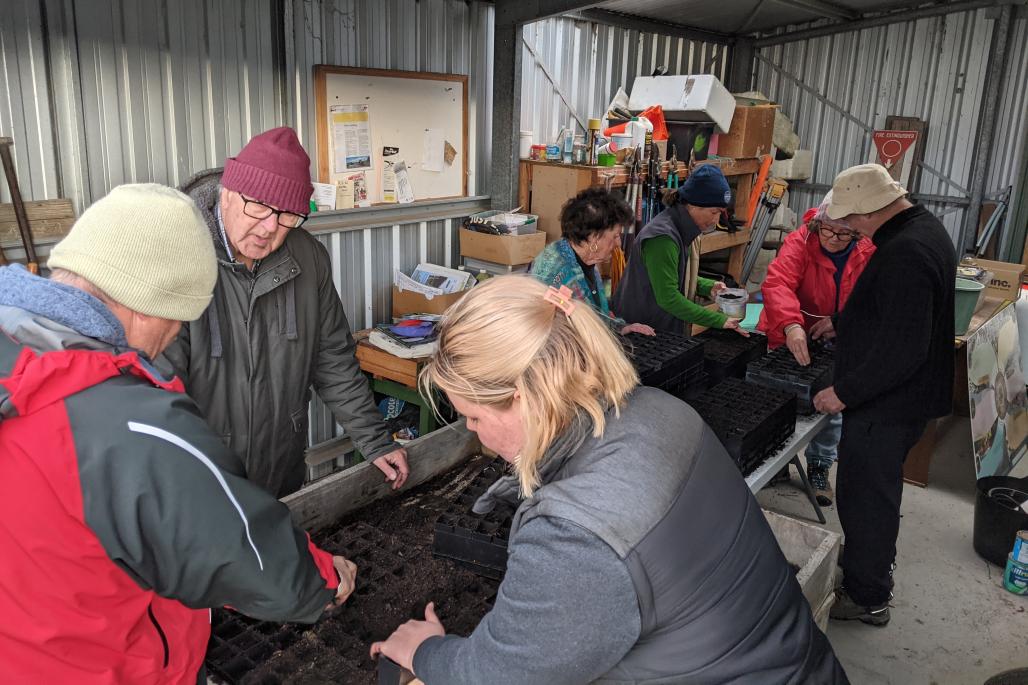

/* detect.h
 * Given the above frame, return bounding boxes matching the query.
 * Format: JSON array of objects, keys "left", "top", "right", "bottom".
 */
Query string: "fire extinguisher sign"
[{"left": 870, "top": 130, "right": 919, "bottom": 186}]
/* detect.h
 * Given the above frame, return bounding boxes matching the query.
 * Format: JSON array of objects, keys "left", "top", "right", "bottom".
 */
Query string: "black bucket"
[{"left": 973, "top": 476, "right": 1028, "bottom": 567}]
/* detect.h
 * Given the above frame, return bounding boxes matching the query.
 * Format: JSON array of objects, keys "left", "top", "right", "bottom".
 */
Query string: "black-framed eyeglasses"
[
  {"left": 240, "top": 194, "right": 307, "bottom": 228},
  {"left": 811, "top": 221, "right": 857, "bottom": 242}
]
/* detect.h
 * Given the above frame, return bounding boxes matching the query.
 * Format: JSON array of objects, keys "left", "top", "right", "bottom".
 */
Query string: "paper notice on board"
[
  {"left": 394, "top": 162, "right": 415, "bottom": 204},
  {"left": 335, "top": 178, "right": 354, "bottom": 210},
  {"left": 312, "top": 182, "right": 336, "bottom": 210},
  {"left": 382, "top": 146, "right": 400, "bottom": 203},
  {"left": 352, "top": 171, "right": 370, "bottom": 207},
  {"left": 330, "top": 104, "right": 373, "bottom": 173},
  {"left": 422, "top": 128, "right": 445, "bottom": 172}
]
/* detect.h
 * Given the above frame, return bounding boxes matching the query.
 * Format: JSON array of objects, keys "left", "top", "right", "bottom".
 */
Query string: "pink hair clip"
[{"left": 543, "top": 285, "right": 577, "bottom": 317}]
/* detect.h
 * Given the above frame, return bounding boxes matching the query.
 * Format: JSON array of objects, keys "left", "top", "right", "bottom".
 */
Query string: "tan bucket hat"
[{"left": 826, "top": 164, "right": 908, "bottom": 220}]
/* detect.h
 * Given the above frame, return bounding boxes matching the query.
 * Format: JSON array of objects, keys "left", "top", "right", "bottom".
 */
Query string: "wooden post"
[{"left": 0, "top": 138, "right": 38, "bottom": 273}]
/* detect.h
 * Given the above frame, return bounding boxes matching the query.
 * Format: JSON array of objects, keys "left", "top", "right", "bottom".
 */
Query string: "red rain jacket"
[{"left": 758, "top": 208, "right": 876, "bottom": 349}]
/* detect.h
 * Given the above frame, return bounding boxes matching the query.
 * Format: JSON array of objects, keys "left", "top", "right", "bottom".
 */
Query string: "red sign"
[{"left": 872, "top": 130, "right": 918, "bottom": 169}]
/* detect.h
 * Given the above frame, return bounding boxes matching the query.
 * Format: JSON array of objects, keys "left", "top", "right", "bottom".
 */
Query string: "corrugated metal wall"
[
  {"left": 521, "top": 16, "right": 730, "bottom": 146},
  {"left": 0, "top": 0, "right": 493, "bottom": 211},
  {"left": 754, "top": 6, "right": 1028, "bottom": 247}
]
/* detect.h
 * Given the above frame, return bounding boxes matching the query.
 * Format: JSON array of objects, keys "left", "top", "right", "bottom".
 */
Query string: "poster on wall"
[
  {"left": 330, "top": 104, "right": 373, "bottom": 173},
  {"left": 968, "top": 303, "right": 1028, "bottom": 479}
]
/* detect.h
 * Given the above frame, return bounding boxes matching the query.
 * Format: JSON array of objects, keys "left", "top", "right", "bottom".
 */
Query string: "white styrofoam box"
[
  {"left": 771, "top": 150, "right": 814, "bottom": 180},
  {"left": 773, "top": 110, "right": 799, "bottom": 157},
  {"left": 629, "top": 75, "right": 736, "bottom": 133}
]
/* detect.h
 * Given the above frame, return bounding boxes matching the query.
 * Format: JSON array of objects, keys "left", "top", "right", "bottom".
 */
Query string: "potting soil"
[{"left": 206, "top": 455, "right": 501, "bottom": 685}]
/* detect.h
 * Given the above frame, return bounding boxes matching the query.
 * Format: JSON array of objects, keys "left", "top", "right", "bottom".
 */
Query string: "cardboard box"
[
  {"left": 392, "top": 285, "right": 466, "bottom": 317},
  {"left": 716, "top": 105, "right": 776, "bottom": 159},
  {"left": 628, "top": 75, "right": 736, "bottom": 133},
  {"left": 965, "top": 258, "right": 1025, "bottom": 300},
  {"left": 459, "top": 228, "right": 546, "bottom": 266}
]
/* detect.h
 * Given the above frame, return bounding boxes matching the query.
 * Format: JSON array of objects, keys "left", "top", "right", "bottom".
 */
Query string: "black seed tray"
[
  {"left": 694, "top": 329, "right": 768, "bottom": 385},
  {"left": 655, "top": 361, "right": 707, "bottom": 401},
  {"left": 621, "top": 330, "right": 706, "bottom": 392},
  {"left": 686, "top": 378, "right": 797, "bottom": 476},
  {"left": 433, "top": 459, "right": 516, "bottom": 579},
  {"left": 745, "top": 344, "right": 834, "bottom": 415}
]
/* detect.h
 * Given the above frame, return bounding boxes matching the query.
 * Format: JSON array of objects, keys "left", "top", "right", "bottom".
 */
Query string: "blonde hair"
[{"left": 420, "top": 275, "right": 638, "bottom": 496}]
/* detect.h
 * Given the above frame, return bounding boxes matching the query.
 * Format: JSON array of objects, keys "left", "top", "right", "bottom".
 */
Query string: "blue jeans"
[{"left": 805, "top": 413, "right": 843, "bottom": 470}]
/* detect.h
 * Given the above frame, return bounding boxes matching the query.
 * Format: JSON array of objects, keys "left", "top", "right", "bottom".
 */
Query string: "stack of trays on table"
[
  {"left": 621, "top": 330, "right": 707, "bottom": 400},
  {"left": 686, "top": 377, "right": 797, "bottom": 477},
  {"left": 745, "top": 343, "right": 834, "bottom": 415},
  {"left": 433, "top": 459, "right": 515, "bottom": 580},
  {"left": 694, "top": 328, "right": 768, "bottom": 385}
]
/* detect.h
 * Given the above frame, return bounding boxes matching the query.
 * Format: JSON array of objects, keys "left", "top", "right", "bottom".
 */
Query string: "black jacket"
[
  {"left": 834, "top": 204, "right": 957, "bottom": 422},
  {"left": 162, "top": 170, "right": 396, "bottom": 497}
]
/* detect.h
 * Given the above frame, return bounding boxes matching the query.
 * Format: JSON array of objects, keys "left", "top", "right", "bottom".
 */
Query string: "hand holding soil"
[
  {"left": 723, "top": 318, "right": 750, "bottom": 337},
  {"left": 370, "top": 602, "right": 446, "bottom": 672},
  {"left": 331, "top": 556, "right": 358, "bottom": 606}
]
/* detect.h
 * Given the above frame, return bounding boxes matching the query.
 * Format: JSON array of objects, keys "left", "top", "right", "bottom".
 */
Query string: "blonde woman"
[{"left": 371, "top": 275, "right": 847, "bottom": 684}]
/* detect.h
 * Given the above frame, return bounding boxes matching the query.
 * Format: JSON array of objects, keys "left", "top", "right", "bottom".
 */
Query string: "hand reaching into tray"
[
  {"left": 330, "top": 556, "right": 358, "bottom": 607},
  {"left": 371, "top": 602, "right": 446, "bottom": 673}
]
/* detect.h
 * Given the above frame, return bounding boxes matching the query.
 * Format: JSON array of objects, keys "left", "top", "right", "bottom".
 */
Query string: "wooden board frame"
[
  {"left": 314, "top": 65, "right": 469, "bottom": 202},
  {"left": 283, "top": 419, "right": 480, "bottom": 533}
]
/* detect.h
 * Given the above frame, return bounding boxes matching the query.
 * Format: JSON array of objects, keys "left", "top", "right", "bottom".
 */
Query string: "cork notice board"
[{"left": 314, "top": 65, "right": 468, "bottom": 205}]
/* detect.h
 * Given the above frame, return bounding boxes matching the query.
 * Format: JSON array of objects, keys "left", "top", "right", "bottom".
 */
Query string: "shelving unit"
[{"left": 516, "top": 155, "right": 768, "bottom": 284}]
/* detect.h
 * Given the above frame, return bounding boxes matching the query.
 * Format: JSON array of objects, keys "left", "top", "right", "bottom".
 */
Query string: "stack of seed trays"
[
  {"left": 686, "top": 377, "right": 797, "bottom": 476},
  {"left": 745, "top": 344, "right": 834, "bottom": 415},
  {"left": 433, "top": 459, "right": 516, "bottom": 580},
  {"left": 694, "top": 329, "right": 768, "bottom": 386},
  {"left": 621, "top": 330, "right": 707, "bottom": 399}
]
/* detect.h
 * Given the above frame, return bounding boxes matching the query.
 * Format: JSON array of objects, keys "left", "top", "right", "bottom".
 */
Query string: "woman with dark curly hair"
[{"left": 531, "top": 187, "right": 654, "bottom": 335}]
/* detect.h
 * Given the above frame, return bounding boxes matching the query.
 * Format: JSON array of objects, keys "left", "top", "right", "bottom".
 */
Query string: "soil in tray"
[{"left": 207, "top": 455, "right": 502, "bottom": 685}]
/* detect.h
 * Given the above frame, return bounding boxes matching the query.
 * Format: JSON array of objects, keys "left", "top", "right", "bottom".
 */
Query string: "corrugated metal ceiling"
[{"left": 596, "top": 0, "right": 925, "bottom": 34}]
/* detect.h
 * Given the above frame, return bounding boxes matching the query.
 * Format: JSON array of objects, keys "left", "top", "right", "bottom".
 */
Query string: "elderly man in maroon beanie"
[{"left": 163, "top": 127, "right": 408, "bottom": 498}]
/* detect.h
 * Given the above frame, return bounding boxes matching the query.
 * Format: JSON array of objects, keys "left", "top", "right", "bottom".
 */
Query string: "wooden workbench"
[{"left": 354, "top": 336, "right": 437, "bottom": 438}]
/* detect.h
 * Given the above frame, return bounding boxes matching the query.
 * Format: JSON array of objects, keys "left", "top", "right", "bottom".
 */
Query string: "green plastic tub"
[{"left": 955, "top": 278, "right": 985, "bottom": 336}]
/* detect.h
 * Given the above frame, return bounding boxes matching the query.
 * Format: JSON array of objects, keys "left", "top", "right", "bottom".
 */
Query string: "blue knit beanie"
[{"left": 678, "top": 165, "right": 732, "bottom": 208}]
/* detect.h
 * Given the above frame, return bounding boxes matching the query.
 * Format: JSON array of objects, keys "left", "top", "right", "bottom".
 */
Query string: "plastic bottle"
[
  {"left": 640, "top": 116, "right": 654, "bottom": 163},
  {"left": 626, "top": 117, "right": 646, "bottom": 151},
  {"left": 586, "top": 118, "right": 602, "bottom": 166},
  {"left": 562, "top": 120, "right": 575, "bottom": 164}
]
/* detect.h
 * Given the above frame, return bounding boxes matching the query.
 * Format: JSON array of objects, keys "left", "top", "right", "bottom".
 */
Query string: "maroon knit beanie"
[{"left": 222, "top": 127, "right": 313, "bottom": 215}]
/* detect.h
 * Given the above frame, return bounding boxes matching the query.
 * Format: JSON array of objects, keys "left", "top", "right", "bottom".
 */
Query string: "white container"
[
  {"left": 716, "top": 288, "right": 749, "bottom": 318},
  {"left": 612, "top": 133, "right": 633, "bottom": 151},
  {"left": 519, "top": 131, "right": 533, "bottom": 159},
  {"left": 626, "top": 118, "right": 646, "bottom": 149},
  {"left": 628, "top": 74, "right": 736, "bottom": 133}
]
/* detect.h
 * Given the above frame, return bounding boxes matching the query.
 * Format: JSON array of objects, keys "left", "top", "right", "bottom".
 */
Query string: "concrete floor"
[{"left": 756, "top": 415, "right": 1027, "bottom": 685}]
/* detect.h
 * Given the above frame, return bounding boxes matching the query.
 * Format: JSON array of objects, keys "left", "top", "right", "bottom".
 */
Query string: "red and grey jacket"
[{"left": 0, "top": 299, "right": 339, "bottom": 684}]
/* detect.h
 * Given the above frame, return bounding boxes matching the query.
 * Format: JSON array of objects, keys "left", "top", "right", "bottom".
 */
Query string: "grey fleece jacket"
[{"left": 162, "top": 169, "right": 396, "bottom": 497}]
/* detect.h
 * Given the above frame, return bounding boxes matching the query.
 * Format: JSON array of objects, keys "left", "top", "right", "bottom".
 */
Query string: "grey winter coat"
[
  {"left": 414, "top": 387, "right": 847, "bottom": 684},
  {"left": 163, "top": 169, "right": 395, "bottom": 497}
]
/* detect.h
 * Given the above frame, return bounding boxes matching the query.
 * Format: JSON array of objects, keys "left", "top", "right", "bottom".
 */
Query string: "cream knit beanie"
[{"left": 48, "top": 184, "right": 217, "bottom": 321}]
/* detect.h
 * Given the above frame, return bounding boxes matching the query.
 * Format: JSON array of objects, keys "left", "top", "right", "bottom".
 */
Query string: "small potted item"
[{"left": 715, "top": 288, "right": 749, "bottom": 318}]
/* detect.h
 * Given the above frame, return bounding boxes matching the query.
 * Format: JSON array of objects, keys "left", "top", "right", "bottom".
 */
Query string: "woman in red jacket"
[{"left": 758, "top": 196, "right": 875, "bottom": 504}]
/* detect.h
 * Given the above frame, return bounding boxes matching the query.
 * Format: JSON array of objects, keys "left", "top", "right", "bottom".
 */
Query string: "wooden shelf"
[{"left": 519, "top": 156, "right": 762, "bottom": 189}]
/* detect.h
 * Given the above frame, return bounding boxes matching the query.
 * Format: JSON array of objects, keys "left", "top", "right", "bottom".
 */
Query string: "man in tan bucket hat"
[{"left": 811, "top": 164, "right": 957, "bottom": 626}]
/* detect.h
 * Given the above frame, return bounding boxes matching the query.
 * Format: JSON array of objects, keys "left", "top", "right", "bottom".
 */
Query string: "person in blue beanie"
[{"left": 611, "top": 165, "right": 748, "bottom": 336}]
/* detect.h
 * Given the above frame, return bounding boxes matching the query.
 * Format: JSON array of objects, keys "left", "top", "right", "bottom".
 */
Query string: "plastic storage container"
[{"left": 955, "top": 278, "right": 986, "bottom": 335}]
